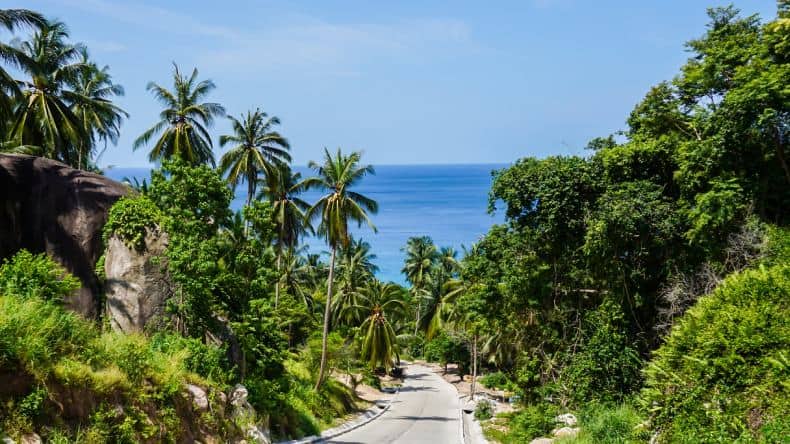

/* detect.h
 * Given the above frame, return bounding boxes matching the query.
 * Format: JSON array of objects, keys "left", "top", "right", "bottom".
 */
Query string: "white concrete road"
[{"left": 327, "top": 364, "right": 461, "bottom": 444}]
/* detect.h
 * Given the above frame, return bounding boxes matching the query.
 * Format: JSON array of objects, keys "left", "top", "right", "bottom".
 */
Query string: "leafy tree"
[
  {"left": 219, "top": 108, "right": 290, "bottom": 206},
  {"left": 305, "top": 148, "right": 377, "bottom": 389},
  {"left": 134, "top": 64, "right": 225, "bottom": 166}
]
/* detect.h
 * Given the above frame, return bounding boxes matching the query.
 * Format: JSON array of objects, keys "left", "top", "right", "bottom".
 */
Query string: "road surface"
[{"left": 328, "top": 364, "right": 460, "bottom": 444}]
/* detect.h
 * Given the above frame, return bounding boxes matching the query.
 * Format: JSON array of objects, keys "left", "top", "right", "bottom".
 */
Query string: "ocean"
[{"left": 106, "top": 164, "right": 506, "bottom": 283}]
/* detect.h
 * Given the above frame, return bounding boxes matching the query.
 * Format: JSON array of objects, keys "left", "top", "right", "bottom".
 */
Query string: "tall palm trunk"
[
  {"left": 471, "top": 334, "right": 478, "bottom": 399},
  {"left": 315, "top": 246, "right": 337, "bottom": 390},
  {"left": 275, "top": 251, "right": 281, "bottom": 308},
  {"left": 246, "top": 169, "right": 255, "bottom": 207}
]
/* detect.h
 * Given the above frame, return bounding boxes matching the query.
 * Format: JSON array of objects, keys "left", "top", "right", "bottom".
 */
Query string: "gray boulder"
[
  {"left": 104, "top": 230, "right": 169, "bottom": 332},
  {"left": 0, "top": 154, "right": 127, "bottom": 318}
]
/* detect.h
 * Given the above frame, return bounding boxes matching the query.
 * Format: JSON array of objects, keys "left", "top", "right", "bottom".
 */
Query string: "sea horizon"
[{"left": 105, "top": 163, "right": 507, "bottom": 283}]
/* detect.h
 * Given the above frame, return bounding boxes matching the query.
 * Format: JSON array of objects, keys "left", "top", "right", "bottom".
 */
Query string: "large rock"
[
  {"left": 104, "top": 230, "right": 169, "bottom": 332},
  {"left": 0, "top": 154, "right": 127, "bottom": 317}
]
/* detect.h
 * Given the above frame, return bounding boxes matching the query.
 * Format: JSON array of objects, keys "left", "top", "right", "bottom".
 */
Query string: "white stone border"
[{"left": 276, "top": 388, "right": 400, "bottom": 444}]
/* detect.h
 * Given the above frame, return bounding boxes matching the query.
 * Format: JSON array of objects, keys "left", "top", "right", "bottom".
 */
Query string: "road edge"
[{"left": 276, "top": 388, "right": 400, "bottom": 444}]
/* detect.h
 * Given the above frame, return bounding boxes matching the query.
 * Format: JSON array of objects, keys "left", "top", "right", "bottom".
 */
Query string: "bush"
[
  {"left": 641, "top": 262, "right": 790, "bottom": 443},
  {"left": 559, "top": 299, "right": 642, "bottom": 406},
  {"left": 480, "top": 371, "right": 510, "bottom": 390},
  {"left": 475, "top": 399, "right": 494, "bottom": 420},
  {"left": 424, "top": 332, "right": 469, "bottom": 373},
  {"left": 0, "top": 250, "right": 80, "bottom": 302},
  {"left": 566, "top": 403, "right": 648, "bottom": 444},
  {"left": 502, "top": 402, "right": 558, "bottom": 442},
  {"left": 103, "top": 196, "right": 163, "bottom": 251}
]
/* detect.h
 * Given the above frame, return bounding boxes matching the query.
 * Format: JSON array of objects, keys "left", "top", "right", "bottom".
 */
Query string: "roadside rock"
[
  {"left": 529, "top": 438, "right": 554, "bottom": 444},
  {"left": 229, "top": 384, "right": 270, "bottom": 444},
  {"left": 19, "top": 434, "right": 41, "bottom": 444},
  {"left": 552, "top": 426, "right": 579, "bottom": 438},
  {"left": 0, "top": 154, "right": 127, "bottom": 318},
  {"left": 555, "top": 413, "right": 577, "bottom": 427},
  {"left": 104, "top": 230, "right": 170, "bottom": 332},
  {"left": 186, "top": 384, "right": 209, "bottom": 411}
]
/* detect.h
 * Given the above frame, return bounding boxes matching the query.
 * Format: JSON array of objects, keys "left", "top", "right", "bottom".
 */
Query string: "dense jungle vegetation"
[{"left": 0, "top": 2, "right": 788, "bottom": 443}]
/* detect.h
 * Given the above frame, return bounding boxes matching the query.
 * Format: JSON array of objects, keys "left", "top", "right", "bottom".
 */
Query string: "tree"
[
  {"left": 358, "top": 280, "right": 406, "bottom": 370},
  {"left": 401, "top": 236, "right": 438, "bottom": 334},
  {"left": 305, "top": 148, "right": 378, "bottom": 389},
  {"left": 259, "top": 164, "right": 311, "bottom": 306},
  {"left": 68, "top": 49, "right": 128, "bottom": 170},
  {"left": 333, "top": 237, "right": 379, "bottom": 327},
  {"left": 0, "top": 9, "right": 44, "bottom": 125},
  {"left": 5, "top": 21, "right": 88, "bottom": 165},
  {"left": 133, "top": 64, "right": 225, "bottom": 166},
  {"left": 219, "top": 108, "right": 291, "bottom": 206}
]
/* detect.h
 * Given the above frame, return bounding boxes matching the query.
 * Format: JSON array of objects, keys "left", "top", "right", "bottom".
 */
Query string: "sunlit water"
[{"left": 106, "top": 164, "right": 506, "bottom": 283}]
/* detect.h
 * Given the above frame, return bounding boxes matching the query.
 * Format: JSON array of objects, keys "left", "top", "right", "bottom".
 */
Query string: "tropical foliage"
[{"left": 133, "top": 64, "right": 225, "bottom": 166}]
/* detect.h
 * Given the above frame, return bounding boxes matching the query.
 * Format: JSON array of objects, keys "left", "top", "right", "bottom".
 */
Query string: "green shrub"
[
  {"left": 480, "top": 371, "right": 510, "bottom": 390},
  {"left": 501, "top": 402, "right": 559, "bottom": 442},
  {"left": 475, "top": 399, "right": 494, "bottom": 420},
  {"left": 424, "top": 332, "right": 469, "bottom": 373},
  {"left": 0, "top": 250, "right": 80, "bottom": 302},
  {"left": 103, "top": 196, "right": 163, "bottom": 251},
  {"left": 641, "top": 263, "right": 790, "bottom": 443},
  {"left": 564, "top": 403, "right": 648, "bottom": 444},
  {"left": 559, "top": 299, "right": 643, "bottom": 406}
]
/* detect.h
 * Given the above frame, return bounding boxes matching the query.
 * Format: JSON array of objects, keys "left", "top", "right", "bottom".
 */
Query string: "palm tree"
[
  {"left": 358, "top": 280, "right": 407, "bottom": 370},
  {"left": 278, "top": 246, "right": 315, "bottom": 310},
  {"left": 305, "top": 148, "right": 378, "bottom": 389},
  {"left": 220, "top": 108, "right": 291, "bottom": 205},
  {"left": 133, "top": 63, "right": 225, "bottom": 166},
  {"left": 6, "top": 21, "right": 88, "bottom": 164},
  {"left": 0, "top": 9, "right": 44, "bottom": 124},
  {"left": 259, "top": 163, "right": 311, "bottom": 306},
  {"left": 68, "top": 49, "right": 128, "bottom": 170},
  {"left": 402, "top": 236, "right": 438, "bottom": 334},
  {"left": 333, "top": 237, "right": 379, "bottom": 327}
]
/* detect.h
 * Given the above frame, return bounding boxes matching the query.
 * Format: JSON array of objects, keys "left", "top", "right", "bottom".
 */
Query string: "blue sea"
[{"left": 106, "top": 164, "right": 506, "bottom": 283}]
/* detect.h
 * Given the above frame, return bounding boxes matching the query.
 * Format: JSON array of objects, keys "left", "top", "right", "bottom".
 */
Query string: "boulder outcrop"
[
  {"left": 104, "top": 230, "right": 170, "bottom": 332},
  {"left": 0, "top": 154, "right": 127, "bottom": 317}
]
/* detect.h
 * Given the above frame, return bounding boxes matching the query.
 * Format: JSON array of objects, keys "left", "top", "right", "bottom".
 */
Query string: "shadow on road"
[{"left": 390, "top": 415, "right": 455, "bottom": 422}]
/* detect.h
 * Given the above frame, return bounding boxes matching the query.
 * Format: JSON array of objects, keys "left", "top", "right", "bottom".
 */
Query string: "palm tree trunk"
[
  {"left": 470, "top": 334, "right": 478, "bottom": 400},
  {"left": 315, "top": 246, "right": 337, "bottom": 390},
  {"left": 414, "top": 287, "right": 421, "bottom": 336},
  {"left": 275, "top": 252, "right": 281, "bottom": 308}
]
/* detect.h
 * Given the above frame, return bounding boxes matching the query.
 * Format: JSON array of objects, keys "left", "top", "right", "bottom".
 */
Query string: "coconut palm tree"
[
  {"left": 358, "top": 280, "right": 407, "bottom": 370},
  {"left": 133, "top": 63, "right": 225, "bottom": 166},
  {"left": 0, "top": 9, "right": 44, "bottom": 124},
  {"left": 333, "top": 237, "right": 379, "bottom": 327},
  {"left": 68, "top": 49, "right": 128, "bottom": 170},
  {"left": 305, "top": 147, "right": 378, "bottom": 389},
  {"left": 220, "top": 108, "right": 290, "bottom": 205},
  {"left": 5, "top": 21, "right": 89, "bottom": 164},
  {"left": 402, "top": 236, "right": 438, "bottom": 334},
  {"left": 259, "top": 163, "right": 311, "bottom": 306}
]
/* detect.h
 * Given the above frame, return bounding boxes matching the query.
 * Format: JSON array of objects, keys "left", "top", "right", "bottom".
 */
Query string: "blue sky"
[{"left": 19, "top": 0, "right": 777, "bottom": 167}]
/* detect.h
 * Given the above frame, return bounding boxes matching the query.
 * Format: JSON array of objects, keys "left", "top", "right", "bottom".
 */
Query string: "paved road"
[{"left": 328, "top": 364, "right": 460, "bottom": 444}]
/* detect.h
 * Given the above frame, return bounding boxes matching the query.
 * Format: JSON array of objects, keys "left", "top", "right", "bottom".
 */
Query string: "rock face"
[
  {"left": 104, "top": 230, "right": 170, "bottom": 332},
  {"left": 0, "top": 154, "right": 127, "bottom": 317}
]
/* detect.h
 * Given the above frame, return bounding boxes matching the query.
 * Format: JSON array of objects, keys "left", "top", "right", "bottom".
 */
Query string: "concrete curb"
[{"left": 276, "top": 388, "right": 400, "bottom": 444}]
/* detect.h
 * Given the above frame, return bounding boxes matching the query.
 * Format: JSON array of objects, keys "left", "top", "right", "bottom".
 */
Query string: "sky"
[{"left": 18, "top": 0, "right": 777, "bottom": 168}]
